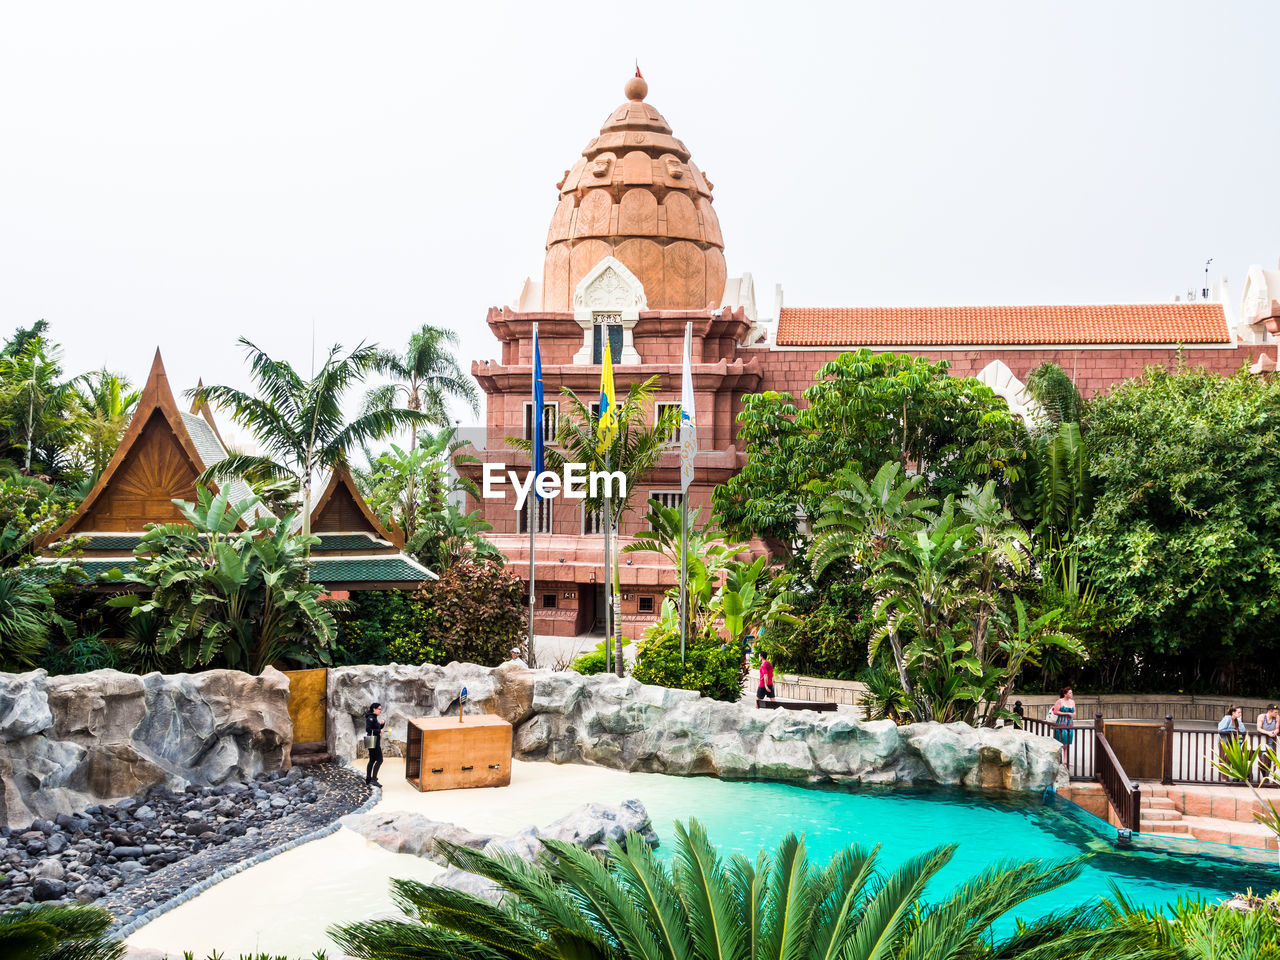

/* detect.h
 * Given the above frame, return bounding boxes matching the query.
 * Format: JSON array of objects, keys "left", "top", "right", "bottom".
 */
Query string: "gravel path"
[{"left": 0, "top": 762, "right": 370, "bottom": 930}]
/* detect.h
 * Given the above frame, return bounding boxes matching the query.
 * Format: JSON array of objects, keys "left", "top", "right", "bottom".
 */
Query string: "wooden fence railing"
[
  {"left": 1019, "top": 714, "right": 1096, "bottom": 781},
  {"left": 1096, "top": 723, "right": 1142, "bottom": 832}
]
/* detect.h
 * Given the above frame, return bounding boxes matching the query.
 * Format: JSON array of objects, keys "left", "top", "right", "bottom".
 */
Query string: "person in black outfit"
[{"left": 365, "top": 702, "right": 385, "bottom": 787}]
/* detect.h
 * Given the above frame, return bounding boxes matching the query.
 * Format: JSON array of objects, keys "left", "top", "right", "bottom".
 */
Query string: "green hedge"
[{"left": 632, "top": 627, "right": 743, "bottom": 702}]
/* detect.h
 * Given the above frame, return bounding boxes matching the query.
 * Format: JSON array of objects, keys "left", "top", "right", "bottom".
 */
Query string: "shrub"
[
  {"left": 761, "top": 590, "right": 872, "bottom": 681},
  {"left": 570, "top": 642, "right": 609, "bottom": 675},
  {"left": 385, "top": 558, "right": 523, "bottom": 667},
  {"left": 632, "top": 626, "right": 743, "bottom": 702},
  {"left": 331, "top": 590, "right": 419, "bottom": 666}
]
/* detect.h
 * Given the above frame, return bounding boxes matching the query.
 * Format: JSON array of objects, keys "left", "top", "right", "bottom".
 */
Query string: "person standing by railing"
[
  {"left": 1218, "top": 705, "right": 1246, "bottom": 783},
  {"left": 1258, "top": 705, "right": 1279, "bottom": 784},
  {"left": 1050, "top": 686, "right": 1076, "bottom": 765}
]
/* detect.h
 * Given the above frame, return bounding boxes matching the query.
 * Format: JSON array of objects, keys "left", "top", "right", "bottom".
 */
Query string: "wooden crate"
[{"left": 404, "top": 714, "right": 512, "bottom": 791}]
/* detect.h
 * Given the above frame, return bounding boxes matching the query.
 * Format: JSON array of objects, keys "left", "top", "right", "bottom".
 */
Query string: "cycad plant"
[
  {"left": 0, "top": 903, "right": 123, "bottom": 960},
  {"left": 193, "top": 339, "right": 427, "bottom": 540},
  {"left": 0, "top": 568, "right": 58, "bottom": 671},
  {"left": 332, "top": 819, "right": 1143, "bottom": 960}
]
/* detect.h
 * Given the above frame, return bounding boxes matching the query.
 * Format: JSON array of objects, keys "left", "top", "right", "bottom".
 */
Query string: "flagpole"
[
  {"left": 679, "top": 319, "right": 696, "bottom": 667},
  {"left": 603, "top": 471, "right": 612, "bottom": 671},
  {"left": 528, "top": 322, "right": 537, "bottom": 666}
]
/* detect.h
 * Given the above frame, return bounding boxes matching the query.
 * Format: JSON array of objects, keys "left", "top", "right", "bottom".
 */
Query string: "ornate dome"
[{"left": 542, "top": 74, "right": 727, "bottom": 311}]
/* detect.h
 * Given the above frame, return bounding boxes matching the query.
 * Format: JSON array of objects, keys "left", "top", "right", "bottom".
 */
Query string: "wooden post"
[
  {"left": 1162, "top": 714, "right": 1174, "bottom": 785},
  {"left": 1094, "top": 712, "right": 1104, "bottom": 783}
]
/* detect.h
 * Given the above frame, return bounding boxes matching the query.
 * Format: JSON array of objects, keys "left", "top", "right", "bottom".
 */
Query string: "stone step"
[
  {"left": 290, "top": 752, "right": 333, "bottom": 767},
  {"left": 291, "top": 740, "right": 330, "bottom": 756},
  {"left": 1140, "top": 820, "right": 1191, "bottom": 835},
  {"left": 1142, "top": 796, "right": 1175, "bottom": 810},
  {"left": 1139, "top": 808, "right": 1182, "bottom": 821},
  {"left": 1182, "top": 815, "right": 1280, "bottom": 850}
]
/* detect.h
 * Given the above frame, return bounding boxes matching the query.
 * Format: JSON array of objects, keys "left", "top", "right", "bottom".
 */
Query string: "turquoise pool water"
[{"left": 627, "top": 775, "right": 1278, "bottom": 921}]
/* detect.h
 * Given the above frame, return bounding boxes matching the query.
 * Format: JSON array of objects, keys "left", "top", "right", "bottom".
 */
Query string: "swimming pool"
[
  {"left": 634, "top": 775, "right": 1277, "bottom": 919},
  {"left": 127, "top": 760, "right": 1279, "bottom": 956}
]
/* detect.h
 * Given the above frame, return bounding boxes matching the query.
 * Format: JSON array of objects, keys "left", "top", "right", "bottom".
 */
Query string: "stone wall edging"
[{"left": 109, "top": 784, "right": 383, "bottom": 941}]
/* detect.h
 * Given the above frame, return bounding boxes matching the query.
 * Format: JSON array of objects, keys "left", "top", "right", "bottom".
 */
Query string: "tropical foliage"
[
  {"left": 1072, "top": 363, "right": 1280, "bottom": 693},
  {"left": 109, "top": 488, "right": 338, "bottom": 673},
  {"left": 332, "top": 820, "right": 1153, "bottom": 960},
  {"left": 193, "top": 339, "right": 428, "bottom": 539},
  {"left": 714, "top": 350, "right": 1026, "bottom": 554},
  {"left": 0, "top": 903, "right": 123, "bottom": 960}
]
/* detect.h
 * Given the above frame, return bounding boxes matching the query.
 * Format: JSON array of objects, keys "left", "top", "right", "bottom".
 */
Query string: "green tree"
[
  {"left": 1077, "top": 363, "right": 1280, "bottom": 693},
  {"left": 332, "top": 821, "right": 1137, "bottom": 960},
  {"left": 0, "top": 337, "right": 77, "bottom": 478},
  {"left": 0, "top": 903, "right": 122, "bottom": 960},
  {"left": 70, "top": 369, "right": 140, "bottom": 480},
  {"left": 364, "top": 324, "right": 479, "bottom": 533},
  {"left": 365, "top": 323, "right": 480, "bottom": 441},
  {"left": 715, "top": 350, "right": 1026, "bottom": 556},
  {"left": 111, "top": 487, "right": 337, "bottom": 673},
  {"left": 193, "top": 339, "right": 427, "bottom": 541}
]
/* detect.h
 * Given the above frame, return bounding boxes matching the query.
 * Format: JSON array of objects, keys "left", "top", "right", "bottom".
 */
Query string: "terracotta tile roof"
[{"left": 775, "top": 303, "right": 1232, "bottom": 347}]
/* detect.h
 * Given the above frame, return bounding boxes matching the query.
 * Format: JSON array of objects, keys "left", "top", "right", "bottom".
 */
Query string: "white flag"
[{"left": 679, "top": 321, "right": 696, "bottom": 492}]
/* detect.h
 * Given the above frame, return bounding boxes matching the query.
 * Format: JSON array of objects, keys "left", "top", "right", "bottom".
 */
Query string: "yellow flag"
[{"left": 596, "top": 342, "right": 617, "bottom": 456}]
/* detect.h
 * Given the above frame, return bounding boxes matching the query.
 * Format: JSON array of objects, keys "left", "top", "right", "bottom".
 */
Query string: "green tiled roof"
[
  {"left": 32, "top": 553, "right": 435, "bottom": 587},
  {"left": 313, "top": 533, "right": 391, "bottom": 550},
  {"left": 66, "top": 534, "right": 146, "bottom": 551},
  {"left": 310, "top": 555, "right": 436, "bottom": 584}
]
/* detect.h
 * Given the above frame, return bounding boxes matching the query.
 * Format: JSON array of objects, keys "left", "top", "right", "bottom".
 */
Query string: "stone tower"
[{"left": 541, "top": 72, "right": 728, "bottom": 311}]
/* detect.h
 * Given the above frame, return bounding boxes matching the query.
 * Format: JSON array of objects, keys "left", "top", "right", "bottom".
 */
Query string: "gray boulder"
[{"left": 0, "top": 666, "right": 293, "bottom": 828}]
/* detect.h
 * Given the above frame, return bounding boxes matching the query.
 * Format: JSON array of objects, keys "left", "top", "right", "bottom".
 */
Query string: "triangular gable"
[
  {"left": 42, "top": 350, "right": 244, "bottom": 549},
  {"left": 308, "top": 461, "right": 403, "bottom": 551},
  {"left": 188, "top": 378, "right": 227, "bottom": 448}
]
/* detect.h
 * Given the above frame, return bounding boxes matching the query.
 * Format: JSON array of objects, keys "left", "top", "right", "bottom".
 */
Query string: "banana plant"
[{"left": 110, "top": 487, "right": 338, "bottom": 673}]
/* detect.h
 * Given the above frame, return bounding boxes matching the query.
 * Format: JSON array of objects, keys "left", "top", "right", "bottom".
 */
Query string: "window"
[
  {"left": 589, "top": 400, "right": 623, "bottom": 422},
  {"left": 648, "top": 490, "right": 684, "bottom": 529},
  {"left": 638, "top": 595, "right": 655, "bottom": 614},
  {"left": 655, "top": 402, "right": 681, "bottom": 445},
  {"left": 523, "top": 401, "right": 558, "bottom": 445},
  {"left": 583, "top": 506, "right": 603, "bottom": 535},
  {"left": 517, "top": 496, "right": 553, "bottom": 534},
  {"left": 592, "top": 313, "right": 623, "bottom": 364},
  {"left": 542, "top": 594, "right": 557, "bottom": 609}
]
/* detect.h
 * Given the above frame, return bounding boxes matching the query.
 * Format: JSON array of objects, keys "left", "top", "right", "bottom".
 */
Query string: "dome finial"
[{"left": 625, "top": 62, "right": 647, "bottom": 102}]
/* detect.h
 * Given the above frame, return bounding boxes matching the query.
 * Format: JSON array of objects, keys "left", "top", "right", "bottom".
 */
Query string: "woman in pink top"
[{"left": 756, "top": 655, "right": 776, "bottom": 703}]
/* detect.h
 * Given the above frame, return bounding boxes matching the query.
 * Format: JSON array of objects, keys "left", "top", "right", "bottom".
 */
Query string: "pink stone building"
[{"left": 463, "top": 73, "right": 1277, "bottom": 638}]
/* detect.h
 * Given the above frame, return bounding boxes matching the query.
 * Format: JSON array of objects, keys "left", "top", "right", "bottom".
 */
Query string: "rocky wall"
[
  {"left": 0, "top": 668, "right": 292, "bottom": 829},
  {"left": 329, "top": 663, "right": 1065, "bottom": 792}
]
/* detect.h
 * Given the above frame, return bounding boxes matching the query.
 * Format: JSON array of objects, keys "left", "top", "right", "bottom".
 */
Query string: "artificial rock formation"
[
  {"left": 329, "top": 664, "right": 1064, "bottom": 792},
  {"left": 0, "top": 668, "right": 291, "bottom": 828}
]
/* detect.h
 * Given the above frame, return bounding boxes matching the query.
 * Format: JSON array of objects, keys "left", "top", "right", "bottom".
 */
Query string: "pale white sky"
[{"left": 2, "top": 1, "right": 1277, "bottom": 430}]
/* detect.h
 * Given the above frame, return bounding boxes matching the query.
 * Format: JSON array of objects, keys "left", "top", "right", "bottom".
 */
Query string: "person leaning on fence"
[
  {"left": 1217, "top": 705, "right": 1246, "bottom": 783},
  {"left": 1050, "top": 687, "right": 1076, "bottom": 765},
  {"left": 1258, "top": 705, "right": 1280, "bottom": 783}
]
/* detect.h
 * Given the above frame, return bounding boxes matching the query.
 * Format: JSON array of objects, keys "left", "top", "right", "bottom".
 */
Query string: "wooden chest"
[{"left": 404, "top": 714, "right": 512, "bottom": 791}]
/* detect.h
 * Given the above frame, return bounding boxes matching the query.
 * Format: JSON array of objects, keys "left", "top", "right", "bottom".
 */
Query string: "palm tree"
[
  {"left": 364, "top": 323, "right": 479, "bottom": 447},
  {"left": 0, "top": 903, "right": 122, "bottom": 960},
  {"left": 513, "top": 377, "right": 677, "bottom": 675},
  {"left": 192, "top": 339, "right": 428, "bottom": 540},
  {"left": 0, "top": 338, "right": 76, "bottom": 476},
  {"left": 71, "top": 369, "right": 140, "bottom": 480},
  {"left": 332, "top": 819, "right": 1143, "bottom": 960},
  {"left": 363, "top": 325, "right": 480, "bottom": 550}
]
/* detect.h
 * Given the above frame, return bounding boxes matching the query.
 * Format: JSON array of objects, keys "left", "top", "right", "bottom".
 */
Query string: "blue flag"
[{"left": 533, "top": 327, "right": 545, "bottom": 499}]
